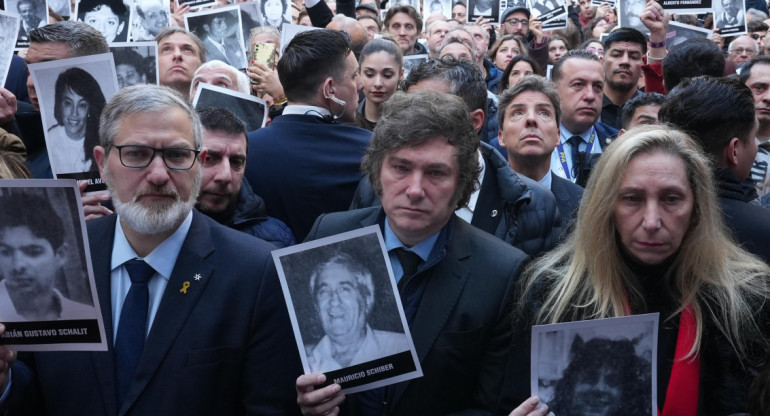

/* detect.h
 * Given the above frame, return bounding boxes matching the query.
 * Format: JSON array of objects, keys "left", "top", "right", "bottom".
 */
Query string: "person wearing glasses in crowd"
[
  {"left": 499, "top": 6, "right": 548, "bottom": 71},
  {"left": 728, "top": 35, "right": 760, "bottom": 70},
  {"left": 0, "top": 84, "right": 302, "bottom": 414}
]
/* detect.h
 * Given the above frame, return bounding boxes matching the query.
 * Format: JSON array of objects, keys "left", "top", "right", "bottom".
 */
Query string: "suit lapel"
[
  {"left": 118, "top": 212, "right": 216, "bottom": 415},
  {"left": 390, "top": 219, "right": 472, "bottom": 407},
  {"left": 88, "top": 215, "right": 120, "bottom": 415}
]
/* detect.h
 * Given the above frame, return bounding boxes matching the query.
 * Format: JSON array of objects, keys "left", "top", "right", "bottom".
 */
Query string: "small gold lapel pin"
[{"left": 180, "top": 281, "right": 190, "bottom": 294}]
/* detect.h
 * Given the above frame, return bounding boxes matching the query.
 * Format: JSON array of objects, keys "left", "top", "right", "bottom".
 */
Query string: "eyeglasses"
[
  {"left": 750, "top": 33, "right": 766, "bottom": 41},
  {"left": 504, "top": 18, "right": 527, "bottom": 27},
  {"left": 112, "top": 145, "right": 200, "bottom": 170},
  {"left": 315, "top": 284, "right": 359, "bottom": 302},
  {"left": 731, "top": 48, "right": 757, "bottom": 55}
]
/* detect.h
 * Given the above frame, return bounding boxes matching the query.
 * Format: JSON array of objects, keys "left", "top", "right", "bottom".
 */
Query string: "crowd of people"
[{"left": 0, "top": 0, "right": 769, "bottom": 415}]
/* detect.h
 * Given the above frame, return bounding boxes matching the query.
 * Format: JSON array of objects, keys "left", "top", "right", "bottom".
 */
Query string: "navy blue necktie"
[
  {"left": 394, "top": 248, "right": 422, "bottom": 280},
  {"left": 115, "top": 259, "right": 154, "bottom": 405},
  {"left": 567, "top": 135, "right": 584, "bottom": 182}
]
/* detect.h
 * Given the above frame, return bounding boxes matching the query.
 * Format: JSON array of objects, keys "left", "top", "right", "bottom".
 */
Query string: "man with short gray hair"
[{"left": 0, "top": 84, "right": 301, "bottom": 414}]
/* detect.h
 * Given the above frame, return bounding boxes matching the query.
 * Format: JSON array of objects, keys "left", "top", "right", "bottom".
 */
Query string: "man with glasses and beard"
[{"left": 0, "top": 84, "right": 301, "bottom": 415}]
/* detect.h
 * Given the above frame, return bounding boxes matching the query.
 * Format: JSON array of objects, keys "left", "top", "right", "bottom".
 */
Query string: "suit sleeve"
[{"left": 241, "top": 255, "right": 303, "bottom": 416}]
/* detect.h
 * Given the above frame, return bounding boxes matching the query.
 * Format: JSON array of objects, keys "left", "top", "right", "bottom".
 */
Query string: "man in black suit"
[
  {"left": 245, "top": 30, "right": 370, "bottom": 242},
  {"left": 551, "top": 49, "right": 618, "bottom": 187},
  {"left": 296, "top": 90, "right": 529, "bottom": 415},
  {"left": 497, "top": 75, "right": 583, "bottom": 232},
  {"left": 0, "top": 84, "right": 301, "bottom": 415},
  {"left": 351, "top": 57, "right": 561, "bottom": 257}
]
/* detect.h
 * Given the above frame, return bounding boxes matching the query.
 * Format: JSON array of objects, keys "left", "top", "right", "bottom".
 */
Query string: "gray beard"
[{"left": 104, "top": 163, "right": 201, "bottom": 235}]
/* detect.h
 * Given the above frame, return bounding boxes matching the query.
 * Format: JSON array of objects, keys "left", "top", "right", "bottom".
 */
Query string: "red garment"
[
  {"left": 579, "top": 12, "right": 591, "bottom": 28},
  {"left": 659, "top": 305, "right": 701, "bottom": 416},
  {"left": 643, "top": 60, "right": 665, "bottom": 94}
]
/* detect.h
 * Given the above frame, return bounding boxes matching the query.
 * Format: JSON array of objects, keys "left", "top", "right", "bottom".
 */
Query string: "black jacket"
[{"left": 715, "top": 168, "right": 770, "bottom": 265}]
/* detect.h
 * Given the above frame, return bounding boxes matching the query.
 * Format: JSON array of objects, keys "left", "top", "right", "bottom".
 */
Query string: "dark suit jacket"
[
  {"left": 306, "top": 207, "right": 529, "bottom": 415},
  {"left": 5, "top": 211, "right": 302, "bottom": 416},
  {"left": 245, "top": 114, "right": 371, "bottom": 241},
  {"left": 550, "top": 172, "right": 583, "bottom": 234}
]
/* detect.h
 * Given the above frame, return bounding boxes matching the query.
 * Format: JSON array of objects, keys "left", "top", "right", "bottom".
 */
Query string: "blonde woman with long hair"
[{"left": 505, "top": 125, "right": 770, "bottom": 416}]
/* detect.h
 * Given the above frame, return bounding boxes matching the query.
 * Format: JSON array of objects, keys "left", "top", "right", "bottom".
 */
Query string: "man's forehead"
[
  {"left": 390, "top": 12, "right": 416, "bottom": 25},
  {"left": 509, "top": 92, "right": 554, "bottom": 110},
  {"left": 606, "top": 41, "right": 644, "bottom": 54},
  {"left": 561, "top": 58, "right": 603, "bottom": 79},
  {"left": 161, "top": 33, "right": 197, "bottom": 49},
  {"left": 748, "top": 62, "right": 770, "bottom": 82},
  {"left": 196, "top": 69, "right": 234, "bottom": 82},
  {"left": 510, "top": 11, "right": 527, "bottom": 20}
]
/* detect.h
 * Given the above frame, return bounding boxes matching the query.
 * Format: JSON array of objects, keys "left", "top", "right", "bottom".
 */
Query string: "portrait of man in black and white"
[
  {"left": 714, "top": 0, "right": 745, "bottom": 31},
  {"left": 423, "top": 0, "right": 451, "bottom": 18},
  {"left": 12, "top": 0, "right": 46, "bottom": 44},
  {"left": 548, "top": 336, "right": 652, "bottom": 416},
  {"left": 130, "top": 0, "right": 170, "bottom": 41},
  {"left": 0, "top": 188, "right": 96, "bottom": 322},
  {"left": 187, "top": 7, "right": 248, "bottom": 70},
  {"left": 304, "top": 253, "right": 410, "bottom": 373}
]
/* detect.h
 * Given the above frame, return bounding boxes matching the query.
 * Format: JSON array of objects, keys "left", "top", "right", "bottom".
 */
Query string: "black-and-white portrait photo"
[
  {"left": 259, "top": 0, "right": 291, "bottom": 30},
  {"left": 390, "top": 0, "right": 419, "bottom": 9},
  {"left": 129, "top": 0, "right": 171, "bottom": 41},
  {"left": 421, "top": 0, "right": 451, "bottom": 19},
  {"left": 186, "top": 6, "right": 248, "bottom": 70},
  {"left": 29, "top": 53, "right": 118, "bottom": 190},
  {"left": 193, "top": 83, "right": 267, "bottom": 132},
  {"left": 617, "top": 0, "right": 649, "bottom": 36},
  {"left": 77, "top": 0, "right": 130, "bottom": 43},
  {"left": 9, "top": 0, "right": 47, "bottom": 48},
  {"left": 0, "top": 181, "right": 107, "bottom": 352},
  {"left": 110, "top": 42, "right": 159, "bottom": 88},
  {"left": 279, "top": 23, "right": 319, "bottom": 56},
  {"left": 273, "top": 226, "right": 422, "bottom": 393},
  {"left": 531, "top": 314, "right": 658, "bottom": 416},
  {"left": 0, "top": 12, "right": 19, "bottom": 87},
  {"left": 714, "top": 0, "right": 747, "bottom": 36},
  {"left": 528, "top": 0, "right": 563, "bottom": 19},
  {"left": 468, "top": 0, "right": 500, "bottom": 22}
]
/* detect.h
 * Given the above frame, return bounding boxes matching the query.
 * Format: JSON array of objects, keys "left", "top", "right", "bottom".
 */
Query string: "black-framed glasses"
[
  {"left": 504, "top": 18, "right": 527, "bottom": 27},
  {"left": 112, "top": 145, "right": 201, "bottom": 170}
]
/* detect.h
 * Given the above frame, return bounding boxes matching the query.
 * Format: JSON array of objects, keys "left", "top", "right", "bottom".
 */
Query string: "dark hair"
[
  {"left": 402, "top": 56, "right": 487, "bottom": 117},
  {"left": 662, "top": 38, "right": 724, "bottom": 92},
  {"left": 113, "top": 48, "right": 145, "bottom": 73},
  {"left": 739, "top": 55, "right": 770, "bottom": 84},
  {"left": 29, "top": 21, "right": 109, "bottom": 57},
  {"left": 278, "top": 29, "right": 352, "bottom": 102},
  {"left": 362, "top": 90, "right": 480, "bottom": 209},
  {"left": 748, "top": 20, "right": 769, "bottom": 33},
  {"left": 551, "top": 49, "right": 599, "bottom": 83},
  {"left": 550, "top": 336, "right": 651, "bottom": 416},
  {"left": 198, "top": 107, "right": 247, "bottom": 137},
  {"left": 659, "top": 76, "right": 756, "bottom": 162},
  {"left": 384, "top": 5, "right": 423, "bottom": 34},
  {"left": 0, "top": 191, "right": 64, "bottom": 250},
  {"left": 498, "top": 75, "right": 560, "bottom": 128},
  {"left": 359, "top": 38, "right": 403, "bottom": 68},
  {"left": 77, "top": 0, "right": 128, "bottom": 22},
  {"left": 500, "top": 54, "right": 543, "bottom": 90},
  {"left": 53, "top": 68, "right": 106, "bottom": 170},
  {"left": 602, "top": 27, "right": 647, "bottom": 55},
  {"left": 621, "top": 92, "right": 664, "bottom": 129}
]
